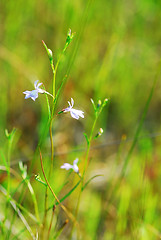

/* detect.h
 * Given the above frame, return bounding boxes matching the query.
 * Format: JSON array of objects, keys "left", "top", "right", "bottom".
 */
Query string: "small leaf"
[
  {"left": 47, "top": 180, "right": 81, "bottom": 211},
  {"left": 55, "top": 180, "right": 81, "bottom": 205},
  {"left": 19, "top": 161, "right": 27, "bottom": 179},
  {"left": 83, "top": 133, "right": 89, "bottom": 145},
  {"left": 35, "top": 174, "right": 47, "bottom": 187},
  {"left": 82, "top": 175, "right": 103, "bottom": 191},
  {"left": 0, "top": 150, "right": 8, "bottom": 169}
]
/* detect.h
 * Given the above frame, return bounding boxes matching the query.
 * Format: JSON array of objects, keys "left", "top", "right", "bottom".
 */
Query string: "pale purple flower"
[
  {"left": 23, "top": 80, "right": 45, "bottom": 101},
  {"left": 61, "top": 158, "right": 79, "bottom": 173},
  {"left": 63, "top": 98, "right": 84, "bottom": 120}
]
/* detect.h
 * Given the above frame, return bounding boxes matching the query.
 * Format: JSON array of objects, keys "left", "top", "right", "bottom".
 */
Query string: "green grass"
[{"left": 0, "top": 0, "right": 161, "bottom": 239}]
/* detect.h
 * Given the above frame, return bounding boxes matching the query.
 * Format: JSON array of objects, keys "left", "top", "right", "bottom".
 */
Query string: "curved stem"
[{"left": 39, "top": 149, "right": 79, "bottom": 225}]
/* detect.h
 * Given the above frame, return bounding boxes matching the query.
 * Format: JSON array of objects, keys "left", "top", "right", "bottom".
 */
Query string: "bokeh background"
[{"left": 0, "top": 0, "right": 161, "bottom": 239}]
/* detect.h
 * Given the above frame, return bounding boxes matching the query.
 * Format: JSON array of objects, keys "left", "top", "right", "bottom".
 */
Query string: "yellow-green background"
[{"left": 0, "top": 0, "right": 161, "bottom": 239}]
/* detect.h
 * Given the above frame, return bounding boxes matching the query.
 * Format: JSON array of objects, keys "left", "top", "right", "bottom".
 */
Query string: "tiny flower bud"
[
  {"left": 102, "top": 98, "right": 109, "bottom": 108},
  {"left": 104, "top": 98, "right": 109, "bottom": 104},
  {"left": 94, "top": 128, "right": 104, "bottom": 139},
  {"left": 68, "top": 28, "right": 72, "bottom": 37},
  {"left": 42, "top": 40, "right": 53, "bottom": 62},
  {"left": 97, "top": 100, "right": 102, "bottom": 108},
  {"left": 63, "top": 29, "right": 75, "bottom": 52},
  {"left": 47, "top": 48, "right": 53, "bottom": 61},
  {"left": 99, "top": 128, "right": 104, "bottom": 134}
]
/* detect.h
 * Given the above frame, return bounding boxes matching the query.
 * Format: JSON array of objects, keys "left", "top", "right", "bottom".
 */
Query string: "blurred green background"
[{"left": 0, "top": 0, "right": 161, "bottom": 239}]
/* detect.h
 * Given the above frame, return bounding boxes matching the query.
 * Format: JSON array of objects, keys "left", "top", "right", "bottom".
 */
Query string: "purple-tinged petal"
[
  {"left": 75, "top": 110, "right": 84, "bottom": 118},
  {"left": 71, "top": 98, "right": 74, "bottom": 107},
  {"left": 73, "top": 158, "right": 79, "bottom": 165},
  {"left": 61, "top": 163, "right": 73, "bottom": 170},
  {"left": 37, "top": 82, "right": 43, "bottom": 88},
  {"left": 70, "top": 110, "right": 79, "bottom": 120},
  {"left": 34, "top": 80, "right": 39, "bottom": 88},
  {"left": 68, "top": 101, "right": 71, "bottom": 107},
  {"left": 73, "top": 164, "right": 79, "bottom": 173}
]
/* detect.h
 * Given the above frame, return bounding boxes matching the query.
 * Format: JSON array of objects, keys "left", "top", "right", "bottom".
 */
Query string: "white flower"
[
  {"left": 63, "top": 98, "right": 84, "bottom": 120},
  {"left": 60, "top": 158, "right": 79, "bottom": 173},
  {"left": 23, "top": 80, "right": 45, "bottom": 101}
]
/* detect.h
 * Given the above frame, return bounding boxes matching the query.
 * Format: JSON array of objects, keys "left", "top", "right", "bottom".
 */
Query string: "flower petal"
[
  {"left": 68, "top": 101, "right": 71, "bottom": 107},
  {"left": 60, "top": 163, "right": 73, "bottom": 170},
  {"left": 34, "top": 80, "right": 39, "bottom": 88},
  {"left": 37, "top": 82, "right": 43, "bottom": 88},
  {"left": 23, "top": 90, "right": 39, "bottom": 101},
  {"left": 73, "top": 158, "right": 79, "bottom": 165},
  {"left": 73, "top": 164, "right": 79, "bottom": 173},
  {"left": 71, "top": 98, "right": 74, "bottom": 107},
  {"left": 63, "top": 107, "right": 70, "bottom": 112},
  {"left": 77, "top": 110, "right": 84, "bottom": 118},
  {"left": 71, "top": 109, "right": 84, "bottom": 119},
  {"left": 70, "top": 110, "right": 79, "bottom": 120}
]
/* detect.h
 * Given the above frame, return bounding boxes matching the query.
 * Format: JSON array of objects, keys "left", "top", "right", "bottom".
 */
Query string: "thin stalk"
[
  {"left": 6, "top": 176, "right": 33, "bottom": 240},
  {"left": 47, "top": 205, "right": 56, "bottom": 240},
  {"left": 27, "top": 181, "right": 40, "bottom": 222},
  {"left": 42, "top": 59, "right": 57, "bottom": 237},
  {"left": 39, "top": 149, "right": 79, "bottom": 225},
  {"left": 41, "top": 121, "right": 54, "bottom": 238},
  {"left": 3, "top": 137, "right": 12, "bottom": 234},
  {"left": 82, "top": 115, "right": 98, "bottom": 177},
  {"left": 53, "top": 219, "right": 69, "bottom": 239},
  {"left": 70, "top": 114, "right": 98, "bottom": 239}
]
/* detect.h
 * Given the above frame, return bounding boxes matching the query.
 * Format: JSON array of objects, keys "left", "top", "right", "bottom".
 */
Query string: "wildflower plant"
[
  {"left": 1, "top": 29, "right": 108, "bottom": 240},
  {"left": 22, "top": 30, "right": 108, "bottom": 239}
]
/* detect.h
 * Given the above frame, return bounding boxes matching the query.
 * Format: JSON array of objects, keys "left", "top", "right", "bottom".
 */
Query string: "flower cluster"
[
  {"left": 23, "top": 80, "right": 84, "bottom": 174},
  {"left": 23, "top": 82, "right": 84, "bottom": 121}
]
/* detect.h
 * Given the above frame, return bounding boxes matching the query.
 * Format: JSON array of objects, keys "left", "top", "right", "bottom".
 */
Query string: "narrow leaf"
[
  {"left": 82, "top": 175, "right": 103, "bottom": 191},
  {"left": 55, "top": 180, "right": 81, "bottom": 205},
  {"left": 83, "top": 133, "right": 89, "bottom": 145},
  {"left": 35, "top": 174, "right": 47, "bottom": 187},
  {"left": 48, "top": 180, "right": 81, "bottom": 211}
]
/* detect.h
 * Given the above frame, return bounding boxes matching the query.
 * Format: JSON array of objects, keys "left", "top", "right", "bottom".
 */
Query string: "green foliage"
[{"left": 0, "top": 0, "right": 161, "bottom": 239}]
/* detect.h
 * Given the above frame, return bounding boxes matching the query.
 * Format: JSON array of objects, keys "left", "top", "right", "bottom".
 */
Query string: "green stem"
[
  {"left": 82, "top": 115, "right": 98, "bottom": 177},
  {"left": 39, "top": 149, "right": 78, "bottom": 225},
  {"left": 27, "top": 181, "right": 40, "bottom": 222},
  {"left": 70, "top": 114, "right": 98, "bottom": 239},
  {"left": 4, "top": 138, "right": 12, "bottom": 235},
  {"left": 42, "top": 58, "right": 57, "bottom": 237}
]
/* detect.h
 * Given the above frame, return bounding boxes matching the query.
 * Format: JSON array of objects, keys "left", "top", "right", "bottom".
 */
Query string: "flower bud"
[
  {"left": 97, "top": 100, "right": 102, "bottom": 108},
  {"left": 42, "top": 40, "right": 53, "bottom": 62},
  {"left": 47, "top": 48, "right": 53, "bottom": 62},
  {"left": 94, "top": 128, "right": 104, "bottom": 139}
]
